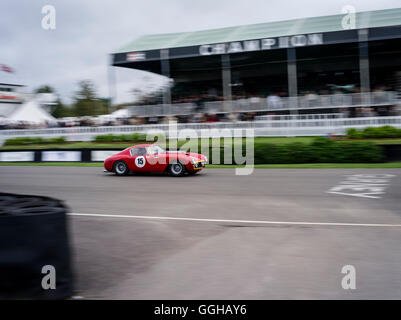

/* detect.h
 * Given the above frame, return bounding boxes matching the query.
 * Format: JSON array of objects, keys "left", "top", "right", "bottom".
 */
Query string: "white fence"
[{"left": 1, "top": 116, "right": 401, "bottom": 143}]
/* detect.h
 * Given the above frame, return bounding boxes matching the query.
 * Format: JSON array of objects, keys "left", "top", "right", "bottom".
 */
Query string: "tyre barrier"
[
  {"left": 0, "top": 149, "right": 122, "bottom": 163},
  {"left": 0, "top": 193, "right": 73, "bottom": 299},
  {"left": 0, "top": 145, "right": 401, "bottom": 163}
]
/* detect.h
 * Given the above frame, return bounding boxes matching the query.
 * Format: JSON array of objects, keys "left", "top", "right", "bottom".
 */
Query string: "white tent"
[
  {"left": 111, "top": 108, "right": 129, "bottom": 118},
  {"left": 8, "top": 100, "right": 56, "bottom": 123}
]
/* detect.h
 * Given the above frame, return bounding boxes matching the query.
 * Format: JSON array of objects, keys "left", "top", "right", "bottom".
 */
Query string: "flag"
[{"left": 1, "top": 64, "right": 14, "bottom": 73}]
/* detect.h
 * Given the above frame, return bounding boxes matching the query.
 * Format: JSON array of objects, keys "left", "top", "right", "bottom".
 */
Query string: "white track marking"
[
  {"left": 326, "top": 191, "right": 381, "bottom": 199},
  {"left": 69, "top": 213, "right": 401, "bottom": 228},
  {"left": 327, "top": 174, "right": 396, "bottom": 199}
]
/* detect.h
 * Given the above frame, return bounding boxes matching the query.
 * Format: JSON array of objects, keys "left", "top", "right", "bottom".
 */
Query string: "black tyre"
[
  {"left": 168, "top": 162, "right": 185, "bottom": 177},
  {"left": 0, "top": 193, "right": 73, "bottom": 300},
  {"left": 114, "top": 161, "right": 129, "bottom": 176}
]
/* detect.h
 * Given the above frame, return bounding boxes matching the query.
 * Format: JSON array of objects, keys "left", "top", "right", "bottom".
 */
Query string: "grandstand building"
[{"left": 111, "top": 8, "right": 401, "bottom": 119}]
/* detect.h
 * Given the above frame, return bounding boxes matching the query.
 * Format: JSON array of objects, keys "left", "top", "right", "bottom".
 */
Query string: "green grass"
[
  {"left": 349, "top": 138, "right": 401, "bottom": 145},
  {"left": 1, "top": 162, "right": 401, "bottom": 168},
  {"left": 0, "top": 137, "right": 312, "bottom": 150},
  {"left": 210, "top": 162, "right": 401, "bottom": 168},
  {"left": 3, "top": 136, "right": 398, "bottom": 150},
  {"left": 252, "top": 137, "right": 401, "bottom": 145},
  {"left": 3, "top": 136, "right": 401, "bottom": 150},
  {"left": 0, "top": 141, "right": 143, "bottom": 150},
  {"left": 250, "top": 137, "right": 315, "bottom": 144}
]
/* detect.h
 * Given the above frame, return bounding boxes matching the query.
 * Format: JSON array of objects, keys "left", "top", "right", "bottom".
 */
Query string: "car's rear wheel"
[
  {"left": 169, "top": 162, "right": 185, "bottom": 177},
  {"left": 114, "top": 161, "right": 129, "bottom": 176}
]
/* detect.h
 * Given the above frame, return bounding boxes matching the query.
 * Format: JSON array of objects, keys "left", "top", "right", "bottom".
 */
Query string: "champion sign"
[{"left": 199, "top": 33, "right": 323, "bottom": 55}]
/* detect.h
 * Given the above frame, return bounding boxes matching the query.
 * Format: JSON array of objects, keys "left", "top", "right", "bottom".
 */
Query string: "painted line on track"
[
  {"left": 69, "top": 212, "right": 401, "bottom": 228},
  {"left": 327, "top": 174, "right": 397, "bottom": 199}
]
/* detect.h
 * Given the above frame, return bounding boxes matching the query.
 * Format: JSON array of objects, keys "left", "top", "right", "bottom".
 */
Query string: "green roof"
[{"left": 115, "top": 7, "right": 401, "bottom": 53}]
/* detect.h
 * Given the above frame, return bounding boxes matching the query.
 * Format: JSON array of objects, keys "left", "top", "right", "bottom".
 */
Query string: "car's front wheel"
[
  {"left": 168, "top": 162, "right": 185, "bottom": 177},
  {"left": 114, "top": 160, "right": 129, "bottom": 176}
]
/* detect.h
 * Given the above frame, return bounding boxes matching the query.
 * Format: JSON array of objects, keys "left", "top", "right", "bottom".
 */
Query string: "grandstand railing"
[
  {"left": 128, "top": 92, "right": 399, "bottom": 117},
  {"left": 255, "top": 113, "right": 345, "bottom": 121},
  {"left": 1, "top": 116, "right": 401, "bottom": 141}
]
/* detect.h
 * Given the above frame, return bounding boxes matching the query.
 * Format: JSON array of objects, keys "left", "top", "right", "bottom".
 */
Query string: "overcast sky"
[{"left": 1, "top": 0, "right": 400, "bottom": 104}]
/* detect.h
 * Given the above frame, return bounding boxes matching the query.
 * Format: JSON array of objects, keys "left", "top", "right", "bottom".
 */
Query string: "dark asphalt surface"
[{"left": 1, "top": 166, "right": 400, "bottom": 299}]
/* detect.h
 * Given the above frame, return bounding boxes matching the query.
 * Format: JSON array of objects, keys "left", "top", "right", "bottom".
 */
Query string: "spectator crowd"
[{"left": 1, "top": 85, "right": 399, "bottom": 130}]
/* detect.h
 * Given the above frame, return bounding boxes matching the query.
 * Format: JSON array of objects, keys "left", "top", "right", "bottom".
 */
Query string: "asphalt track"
[{"left": 1, "top": 166, "right": 400, "bottom": 299}]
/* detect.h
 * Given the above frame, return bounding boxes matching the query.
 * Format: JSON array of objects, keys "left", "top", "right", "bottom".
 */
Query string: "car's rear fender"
[{"left": 105, "top": 155, "right": 131, "bottom": 172}]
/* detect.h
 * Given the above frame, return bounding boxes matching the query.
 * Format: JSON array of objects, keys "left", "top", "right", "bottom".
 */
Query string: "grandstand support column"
[
  {"left": 287, "top": 48, "right": 298, "bottom": 115},
  {"left": 107, "top": 54, "right": 117, "bottom": 113},
  {"left": 221, "top": 54, "right": 232, "bottom": 113},
  {"left": 358, "top": 29, "right": 371, "bottom": 106},
  {"left": 161, "top": 49, "right": 172, "bottom": 115}
]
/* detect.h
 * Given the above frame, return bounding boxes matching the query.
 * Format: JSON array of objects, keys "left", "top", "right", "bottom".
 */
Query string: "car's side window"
[
  {"left": 131, "top": 147, "right": 147, "bottom": 156},
  {"left": 148, "top": 146, "right": 163, "bottom": 155}
]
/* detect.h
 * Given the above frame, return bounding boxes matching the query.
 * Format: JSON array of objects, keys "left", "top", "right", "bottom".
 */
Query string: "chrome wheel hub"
[
  {"left": 116, "top": 163, "right": 126, "bottom": 174},
  {"left": 171, "top": 163, "right": 182, "bottom": 174}
]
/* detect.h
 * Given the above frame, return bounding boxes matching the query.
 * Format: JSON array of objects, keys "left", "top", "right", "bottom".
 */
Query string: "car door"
[
  {"left": 145, "top": 147, "right": 166, "bottom": 172},
  {"left": 129, "top": 147, "right": 148, "bottom": 172}
]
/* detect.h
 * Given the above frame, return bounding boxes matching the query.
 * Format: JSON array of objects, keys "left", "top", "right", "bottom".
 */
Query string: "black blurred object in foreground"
[{"left": 0, "top": 193, "right": 73, "bottom": 299}]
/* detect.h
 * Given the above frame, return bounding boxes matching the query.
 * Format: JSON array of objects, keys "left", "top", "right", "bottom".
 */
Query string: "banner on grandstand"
[{"left": 113, "top": 26, "right": 401, "bottom": 65}]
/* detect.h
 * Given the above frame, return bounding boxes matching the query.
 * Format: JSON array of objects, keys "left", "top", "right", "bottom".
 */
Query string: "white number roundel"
[{"left": 135, "top": 156, "right": 146, "bottom": 168}]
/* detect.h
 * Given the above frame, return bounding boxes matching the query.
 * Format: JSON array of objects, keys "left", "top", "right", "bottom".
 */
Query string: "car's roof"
[{"left": 130, "top": 144, "right": 153, "bottom": 148}]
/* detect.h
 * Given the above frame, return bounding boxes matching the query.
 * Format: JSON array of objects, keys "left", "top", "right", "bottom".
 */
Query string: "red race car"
[{"left": 104, "top": 144, "right": 207, "bottom": 176}]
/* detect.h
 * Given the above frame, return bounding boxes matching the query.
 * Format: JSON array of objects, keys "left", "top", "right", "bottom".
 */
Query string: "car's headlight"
[{"left": 191, "top": 158, "right": 197, "bottom": 164}]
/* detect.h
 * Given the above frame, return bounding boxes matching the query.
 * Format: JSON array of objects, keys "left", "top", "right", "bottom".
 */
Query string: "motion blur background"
[
  {"left": 0, "top": 1, "right": 401, "bottom": 136},
  {"left": 1, "top": 1, "right": 401, "bottom": 301}
]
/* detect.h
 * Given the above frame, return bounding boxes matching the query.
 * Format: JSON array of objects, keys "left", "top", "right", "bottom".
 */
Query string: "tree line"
[{"left": 35, "top": 80, "right": 110, "bottom": 118}]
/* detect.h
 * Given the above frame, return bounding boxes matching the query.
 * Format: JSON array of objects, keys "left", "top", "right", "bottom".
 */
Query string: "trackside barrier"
[
  {"left": 0, "top": 193, "right": 73, "bottom": 299},
  {"left": 0, "top": 145, "right": 401, "bottom": 163},
  {"left": 0, "top": 149, "right": 121, "bottom": 162}
]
